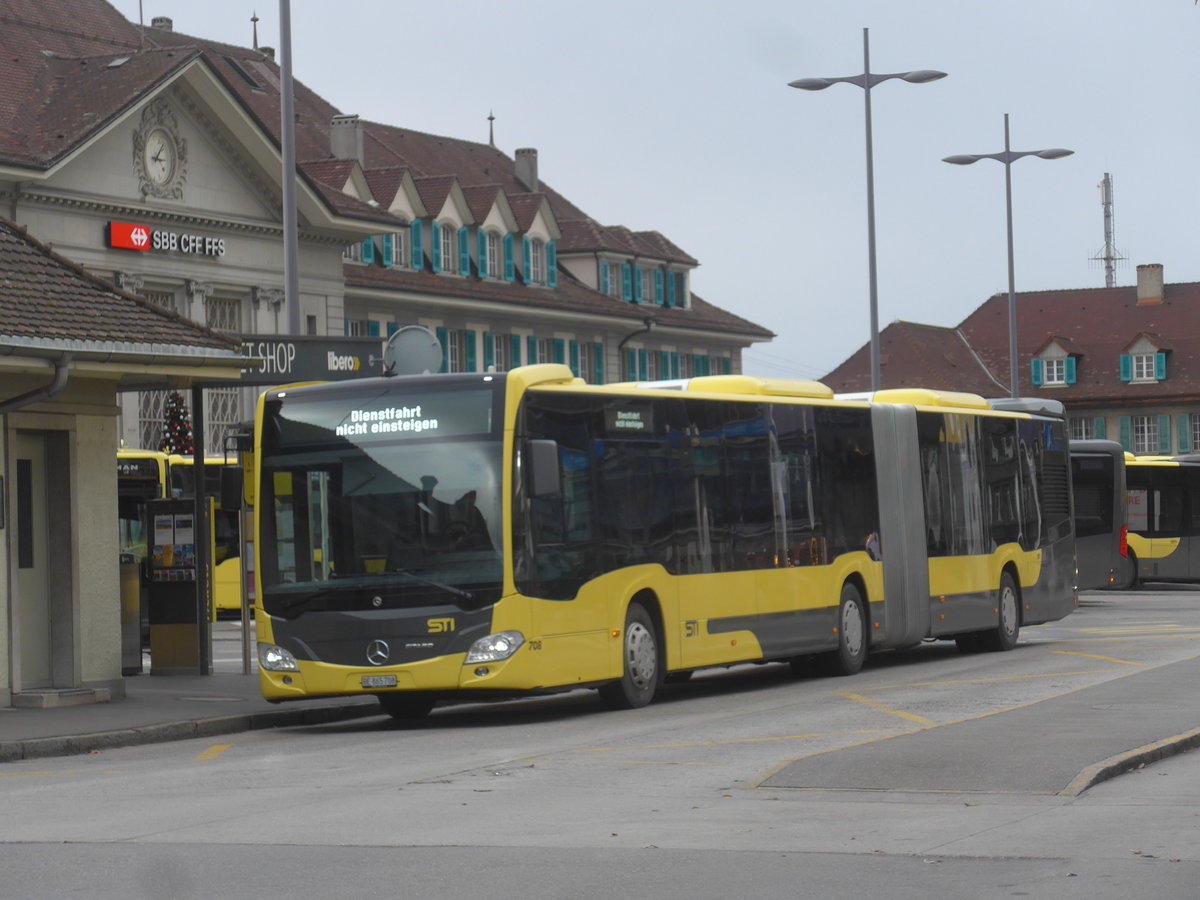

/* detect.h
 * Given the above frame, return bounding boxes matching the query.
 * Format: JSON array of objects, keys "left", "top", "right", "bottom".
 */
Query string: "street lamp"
[
  {"left": 944, "top": 114, "right": 1073, "bottom": 398},
  {"left": 790, "top": 27, "right": 946, "bottom": 392}
]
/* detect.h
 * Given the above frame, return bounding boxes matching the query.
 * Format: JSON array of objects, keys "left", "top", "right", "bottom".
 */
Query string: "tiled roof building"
[{"left": 822, "top": 263, "right": 1200, "bottom": 455}]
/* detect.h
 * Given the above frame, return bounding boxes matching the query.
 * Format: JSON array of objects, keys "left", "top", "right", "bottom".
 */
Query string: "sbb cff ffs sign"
[{"left": 108, "top": 221, "right": 226, "bottom": 256}]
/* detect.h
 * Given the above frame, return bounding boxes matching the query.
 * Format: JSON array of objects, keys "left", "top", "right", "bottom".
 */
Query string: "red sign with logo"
[{"left": 109, "top": 221, "right": 152, "bottom": 252}]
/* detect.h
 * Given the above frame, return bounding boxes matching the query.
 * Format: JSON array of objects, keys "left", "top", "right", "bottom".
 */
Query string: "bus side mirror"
[
  {"left": 526, "top": 440, "right": 561, "bottom": 498},
  {"left": 220, "top": 466, "right": 244, "bottom": 511}
]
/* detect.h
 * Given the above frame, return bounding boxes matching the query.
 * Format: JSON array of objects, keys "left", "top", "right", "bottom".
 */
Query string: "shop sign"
[{"left": 108, "top": 220, "right": 226, "bottom": 257}]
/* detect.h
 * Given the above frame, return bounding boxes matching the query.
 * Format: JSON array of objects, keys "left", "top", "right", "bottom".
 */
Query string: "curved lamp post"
[
  {"left": 944, "top": 114, "right": 1073, "bottom": 398},
  {"left": 790, "top": 27, "right": 946, "bottom": 392}
]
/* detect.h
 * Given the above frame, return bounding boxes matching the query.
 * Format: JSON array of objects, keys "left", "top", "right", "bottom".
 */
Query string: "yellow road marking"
[
  {"left": 573, "top": 730, "right": 883, "bottom": 754},
  {"left": 194, "top": 744, "right": 232, "bottom": 761},
  {"left": 863, "top": 669, "right": 1112, "bottom": 692},
  {"left": 838, "top": 692, "right": 933, "bottom": 724},
  {"left": 1052, "top": 650, "right": 1144, "bottom": 666}
]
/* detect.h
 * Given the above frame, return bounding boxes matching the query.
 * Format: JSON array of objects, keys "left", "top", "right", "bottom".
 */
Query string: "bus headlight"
[
  {"left": 465, "top": 631, "right": 525, "bottom": 663},
  {"left": 258, "top": 643, "right": 299, "bottom": 671}
]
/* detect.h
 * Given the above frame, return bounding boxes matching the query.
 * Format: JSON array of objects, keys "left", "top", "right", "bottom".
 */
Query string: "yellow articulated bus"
[
  {"left": 1118, "top": 452, "right": 1200, "bottom": 588},
  {"left": 117, "top": 449, "right": 246, "bottom": 617},
  {"left": 252, "top": 365, "right": 1077, "bottom": 719}
]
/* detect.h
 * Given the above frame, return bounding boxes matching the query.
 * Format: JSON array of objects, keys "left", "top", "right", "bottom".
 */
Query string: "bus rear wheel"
[
  {"left": 820, "top": 582, "right": 867, "bottom": 676},
  {"left": 599, "top": 602, "right": 660, "bottom": 710},
  {"left": 377, "top": 692, "right": 435, "bottom": 722},
  {"left": 980, "top": 572, "right": 1021, "bottom": 652}
]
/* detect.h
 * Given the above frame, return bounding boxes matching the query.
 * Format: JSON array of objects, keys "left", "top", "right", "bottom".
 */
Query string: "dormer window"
[
  {"left": 1132, "top": 352, "right": 1157, "bottom": 381},
  {"left": 530, "top": 238, "right": 545, "bottom": 284},
  {"left": 485, "top": 231, "right": 500, "bottom": 279},
  {"left": 1120, "top": 341, "right": 1167, "bottom": 383},
  {"left": 1043, "top": 358, "right": 1066, "bottom": 385},
  {"left": 1030, "top": 345, "right": 1075, "bottom": 387}
]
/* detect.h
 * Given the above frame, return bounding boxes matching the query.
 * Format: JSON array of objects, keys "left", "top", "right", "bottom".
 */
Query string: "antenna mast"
[{"left": 1090, "top": 172, "right": 1126, "bottom": 287}]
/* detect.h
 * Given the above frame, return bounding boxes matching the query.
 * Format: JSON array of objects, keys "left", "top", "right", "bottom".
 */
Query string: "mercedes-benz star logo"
[{"left": 366, "top": 640, "right": 390, "bottom": 666}]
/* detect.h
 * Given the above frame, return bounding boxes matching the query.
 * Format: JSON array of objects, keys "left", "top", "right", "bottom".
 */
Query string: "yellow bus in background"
[{"left": 117, "top": 449, "right": 247, "bottom": 618}]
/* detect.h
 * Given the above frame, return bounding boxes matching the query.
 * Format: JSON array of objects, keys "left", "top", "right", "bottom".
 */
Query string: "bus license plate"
[{"left": 361, "top": 675, "right": 397, "bottom": 688}]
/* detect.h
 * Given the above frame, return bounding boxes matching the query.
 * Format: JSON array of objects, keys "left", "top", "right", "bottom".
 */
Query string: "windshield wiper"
[{"left": 386, "top": 568, "right": 475, "bottom": 602}]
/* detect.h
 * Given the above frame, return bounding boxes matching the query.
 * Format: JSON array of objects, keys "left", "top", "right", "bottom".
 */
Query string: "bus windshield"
[{"left": 257, "top": 378, "right": 504, "bottom": 616}]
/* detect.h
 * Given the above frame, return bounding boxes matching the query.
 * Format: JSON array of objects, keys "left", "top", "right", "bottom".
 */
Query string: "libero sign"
[{"left": 108, "top": 220, "right": 226, "bottom": 257}]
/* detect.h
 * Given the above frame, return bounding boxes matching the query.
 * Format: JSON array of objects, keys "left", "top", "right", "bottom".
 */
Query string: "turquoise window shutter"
[
  {"left": 1030, "top": 358, "right": 1043, "bottom": 386},
  {"left": 1155, "top": 351, "right": 1167, "bottom": 380},
  {"left": 522, "top": 236, "right": 531, "bottom": 283},
  {"left": 723, "top": 357, "right": 732, "bottom": 374},
  {"left": 528, "top": 336, "right": 538, "bottom": 364},
  {"left": 1178, "top": 415, "right": 1192, "bottom": 453},
  {"left": 569, "top": 340, "right": 580, "bottom": 375},
  {"left": 1092, "top": 417, "right": 1106, "bottom": 439},
  {"left": 343, "top": 318, "right": 349, "bottom": 336},
  {"left": 503, "top": 234, "right": 515, "bottom": 282},
  {"left": 510, "top": 334, "right": 521, "bottom": 366},
  {"left": 654, "top": 270, "right": 664, "bottom": 305},
  {"left": 436, "top": 326, "right": 449, "bottom": 373},
  {"left": 622, "top": 263, "right": 632, "bottom": 301},
  {"left": 1119, "top": 353, "right": 1132, "bottom": 381},
  {"left": 1158, "top": 415, "right": 1172, "bottom": 453},
  {"left": 367, "top": 320, "right": 380, "bottom": 338},
  {"left": 458, "top": 227, "right": 470, "bottom": 275},
  {"left": 411, "top": 220, "right": 423, "bottom": 270},
  {"left": 387, "top": 321, "right": 398, "bottom": 337},
  {"left": 1118, "top": 416, "right": 1131, "bottom": 450},
  {"left": 465, "top": 329, "right": 477, "bottom": 372},
  {"left": 552, "top": 338, "right": 565, "bottom": 364},
  {"left": 1065, "top": 356, "right": 1076, "bottom": 384},
  {"left": 626, "top": 347, "right": 636, "bottom": 379},
  {"left": 362, "top": 236, "right": 375, "bottom": 264},
  {"left": 633, "top": 267, "right": 643, "bottom": 303},
  {"left": 477, "top": 230, "right": 488, "bottom": 279},
  {"left": 670, "top": 351, "right": 680, "bottom": 379},
  {"left": 637, "top": 348, "right": 648, "bottom": 380},
  {"left": 382, "top": 233, "right": 393, "bottom": 267},
  {"left": 593, "top": 342, "right": 604, "bottom": 384},
  {"left": 483, "top": 332, "right": 494, "bottom": 370},
  {"left": 431, "top": 221, "right": 442, "bottom": 273},
  {"left": 667, "top": 272, "right": 676, "bottom": 307},
  {"left": 547, "top": 241, "right": 557, "bottom": 287},
  {"left": 659, "top": 350, "right": 669, "bottom": 376},
  {"left": 600, "top": 262, "right": 609, "bottom": 295}
]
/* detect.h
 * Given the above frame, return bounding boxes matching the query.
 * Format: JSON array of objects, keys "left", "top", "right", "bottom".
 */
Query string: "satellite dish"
[{"left": 382, "top": 325, "right": 444, "bottom": 376}]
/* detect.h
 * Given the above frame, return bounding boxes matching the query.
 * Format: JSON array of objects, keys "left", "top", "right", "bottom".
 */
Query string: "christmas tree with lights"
[{"left": 159, "top": 391, "right": 194, "bottom": 454}]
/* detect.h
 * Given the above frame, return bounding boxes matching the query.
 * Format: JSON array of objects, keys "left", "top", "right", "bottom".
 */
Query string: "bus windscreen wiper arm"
[{"left": 387, "top": 568, "right": 474, "bottom": 601}]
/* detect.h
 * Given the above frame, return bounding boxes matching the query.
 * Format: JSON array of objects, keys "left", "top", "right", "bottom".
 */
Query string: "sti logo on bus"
[{"left": 427, "top": 618, "right": 455, "bottom": 633}]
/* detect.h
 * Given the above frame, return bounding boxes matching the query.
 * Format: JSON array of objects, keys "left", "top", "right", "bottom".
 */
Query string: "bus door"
[{"left": 1128, "top": 468, "right": 1187, "bottom": 580}]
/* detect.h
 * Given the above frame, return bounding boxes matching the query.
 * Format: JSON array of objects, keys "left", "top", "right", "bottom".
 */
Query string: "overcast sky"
[{"left": 114, "top": 1, "right": 1200, "bottom": 381}]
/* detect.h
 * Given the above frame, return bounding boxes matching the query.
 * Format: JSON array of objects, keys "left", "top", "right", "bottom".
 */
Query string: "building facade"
[
  {"left": 0, "top": 2, "right": 773, "bottom": 703},
  {"left": 822, "top": 264, "right": 1200, "bottom": 457}
]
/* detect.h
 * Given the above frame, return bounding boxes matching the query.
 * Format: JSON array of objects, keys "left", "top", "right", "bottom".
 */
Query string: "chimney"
[
  {"left": 150, "top": 16, "right": 173, "bottom": 31},
  {"left": 259, "top": 47, "right": 276, "bottom": 61},
  {"left": 330, "top": 114, "right": 364, "bottom": 164},
  {"left": 514, "top": 147, "right": 538, "bottom": 192},
  {"left": 1136, "top": 263, "right": 1164, "bottom": 306}
]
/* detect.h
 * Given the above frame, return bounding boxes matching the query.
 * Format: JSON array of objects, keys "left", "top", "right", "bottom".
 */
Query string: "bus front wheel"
[
  {"left": 980, "top": 572, "right": 1021, "bottom": 652},
  {"left": 1113, "top": 551, "right": 1139, "bottom": 591},
  {"left": 821, "top": 582, "right": 868, "bottom": 676},
  {"left": 599, "top": 602, "right": 661, "bottom": 710}
]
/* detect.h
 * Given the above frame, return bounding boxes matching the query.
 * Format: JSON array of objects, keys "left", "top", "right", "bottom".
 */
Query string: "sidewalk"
[{"left": 0, "top": 670, "right": 381, "bottom": 763}]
